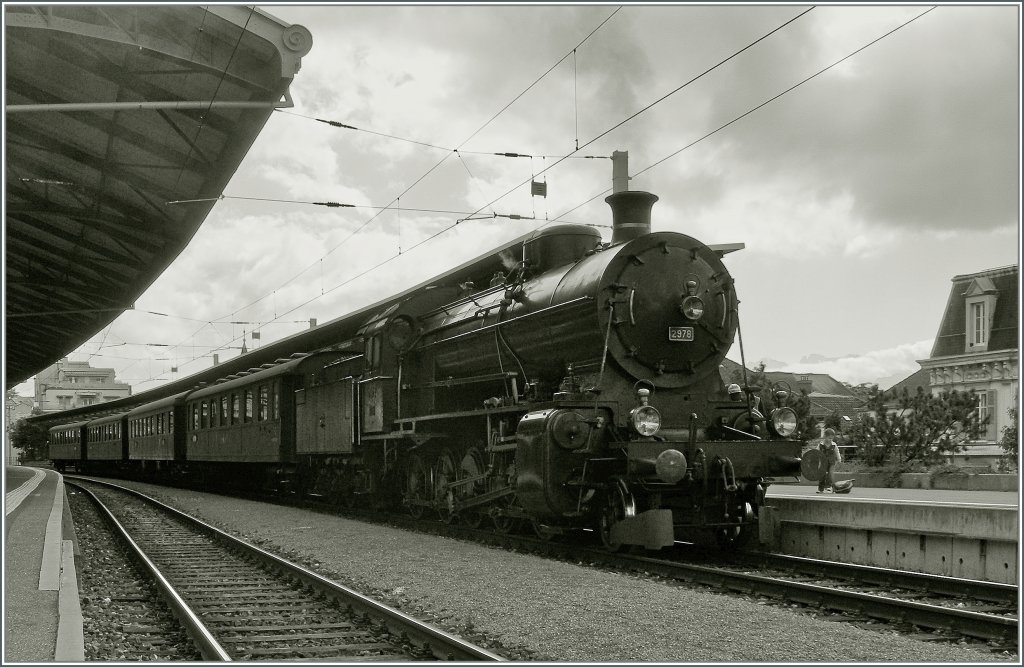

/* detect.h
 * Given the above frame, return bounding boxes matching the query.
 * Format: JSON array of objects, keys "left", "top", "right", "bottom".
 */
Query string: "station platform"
[
  {"left": 763, "top": 482, "right": 1019, "bottom": 583},
  {"left": 4, "top": 466, "right": 84, "bottom": 662}
]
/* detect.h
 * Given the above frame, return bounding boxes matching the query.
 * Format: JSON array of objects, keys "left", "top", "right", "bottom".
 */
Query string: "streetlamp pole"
[{"left": 5, "top": 394, "right": 15, "bottom": 466}]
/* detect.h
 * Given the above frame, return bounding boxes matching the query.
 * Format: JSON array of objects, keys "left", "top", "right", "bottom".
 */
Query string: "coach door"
[{"left": 296, "top": 377, "right": 356, "bottom": 455}]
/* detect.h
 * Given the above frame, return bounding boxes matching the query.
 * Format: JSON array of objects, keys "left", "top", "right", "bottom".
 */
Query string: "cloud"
[
  {"left": 691, "top": 5, "right": 1019, "bottom": 232},
  {"left": 27, "top": 5, "right": 1016, "bottom": 398},
  {"left": 762, "top": 339, "right": 935, "bottom": 387}
]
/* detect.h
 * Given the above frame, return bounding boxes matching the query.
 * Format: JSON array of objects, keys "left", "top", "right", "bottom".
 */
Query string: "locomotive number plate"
[{"left": 668, "top": 327, "right": 694, "bottom": 342}]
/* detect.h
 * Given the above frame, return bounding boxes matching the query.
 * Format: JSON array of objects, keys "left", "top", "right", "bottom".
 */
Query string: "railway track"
[
  {"left": 67, "top": 478, "right": 504, "bottom": 662},
  {"left": 71, "top": 475, "right": 1018, "bottom": 655},
  {"left": 382, "top": 510, "right": 1019, "bottom": 650},
  {"left": 609, "top": 548, "right": 1017, "bottom": 646}
]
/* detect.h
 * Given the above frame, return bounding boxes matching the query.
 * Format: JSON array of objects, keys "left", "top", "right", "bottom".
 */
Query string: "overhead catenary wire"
[
  {"left": 215, "top": 3, "right": 931, "bottom": 353},
  {"left": 97, "top": 5, "right": 803, "bottom": 384},
  {"left": 458, "top": 5, "right": 816, "bottom": 224},
  {"left": 546, "top": 5, "right": 938, "bottom": 224},
  {"left": 119, "top": 7, "right": 926, "bottom": 388},
  {"left": 128, "top": 7, "right": 625, "bottom": 386}
]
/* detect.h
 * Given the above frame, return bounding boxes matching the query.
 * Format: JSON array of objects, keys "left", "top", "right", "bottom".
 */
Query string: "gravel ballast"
[{"left": 100, "top": 481, "right": 1014, "bottom": 662}]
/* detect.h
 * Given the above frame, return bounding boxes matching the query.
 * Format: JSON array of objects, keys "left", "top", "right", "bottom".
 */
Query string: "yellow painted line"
[{"left": 5, "top": 467, "right": 45, "bottom": 516}]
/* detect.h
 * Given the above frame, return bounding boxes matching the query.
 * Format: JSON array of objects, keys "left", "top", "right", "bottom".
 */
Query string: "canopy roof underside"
[{"left": 4, "top": 4, "right": 311, "bottom": 388}]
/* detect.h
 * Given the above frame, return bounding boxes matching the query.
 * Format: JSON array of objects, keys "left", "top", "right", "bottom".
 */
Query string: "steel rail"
[
  {"left": 67, "top": 481, "right": 232, "bottom": 661},
  {"left": 407, "top": 517, "right": 1017, "bottom": 643},
  {"left": 69, "top": 477, "right": 505, "bottom": 662},
  {"left": 744, "top": 551, "right": 1018, "bottom": 605},
  {"left": 595, "top": 550, "right": 1018, "bottom": 642}
]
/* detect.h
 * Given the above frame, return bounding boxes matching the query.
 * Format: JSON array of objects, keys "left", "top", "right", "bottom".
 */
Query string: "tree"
[
  {"left": 999, "top": 407, "right": 1018, "bottom": 462},
  {"left": 843, "top": 381, "right": 878, "bottom": 401},
  {"left": 846, "top": 386, "right": 986, "bottom": 467},
  {"left": 10, "top": 409, "right": 49, "bottom": 462}
]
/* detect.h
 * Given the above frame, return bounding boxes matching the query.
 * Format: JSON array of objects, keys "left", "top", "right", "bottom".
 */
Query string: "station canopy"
[{"left": 4, "top": 5, "right": 312, "bottom": 389}]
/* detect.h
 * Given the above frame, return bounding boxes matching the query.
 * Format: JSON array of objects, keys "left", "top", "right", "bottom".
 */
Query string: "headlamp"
[
  {"left": 629, "top": 405, "right": 661, "bottom": 437},
  {"left": 680, "top": 295, "right": 705, "bottom": 320},
  {"left": 768, "top": 407, "right": 798, "bottom": 438}
]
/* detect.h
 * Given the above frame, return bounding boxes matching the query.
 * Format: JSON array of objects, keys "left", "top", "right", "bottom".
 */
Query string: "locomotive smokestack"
[{"left": 605, "top": 190, "right": 658, "bottom": 244}]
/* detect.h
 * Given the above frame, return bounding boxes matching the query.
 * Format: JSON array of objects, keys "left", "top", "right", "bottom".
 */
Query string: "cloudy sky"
[{"left": 11, "top": 3, "right": 1021, "bottom": 396}]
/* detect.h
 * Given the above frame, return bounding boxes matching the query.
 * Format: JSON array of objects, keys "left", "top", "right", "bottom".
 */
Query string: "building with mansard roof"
[
  {"left": 34, "top": 358, "right": 132, "bottom": 414},
  {"left": 919, "top": 265, "right": 1018, "bottom": 445}
]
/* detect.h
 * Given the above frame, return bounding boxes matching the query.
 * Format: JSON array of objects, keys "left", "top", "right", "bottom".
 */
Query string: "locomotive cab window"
[{"left": 365, "top": 336, "right": 382, "bottom": 370}]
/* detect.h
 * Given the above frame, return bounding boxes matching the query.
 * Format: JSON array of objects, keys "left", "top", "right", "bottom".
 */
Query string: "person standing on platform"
[{"left": 816, "top": 428, "right": 842, "bottom": 493}]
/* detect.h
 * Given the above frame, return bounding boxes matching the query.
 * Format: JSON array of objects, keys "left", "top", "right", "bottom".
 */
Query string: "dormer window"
[{"left": 963, "top": 277, "right": 997, "bottom": 353}]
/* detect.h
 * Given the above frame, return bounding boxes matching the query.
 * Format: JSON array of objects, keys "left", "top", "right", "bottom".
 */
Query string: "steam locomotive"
[{"left": 49, "top": 188, "right": 808, "bottom": 550}]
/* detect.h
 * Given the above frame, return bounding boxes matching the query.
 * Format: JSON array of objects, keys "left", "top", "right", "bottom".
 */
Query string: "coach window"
[
  {"left": 221, "top": 396, "right": 229, "bottom": 425},
  {"left": 232, "top": 394, "right": 240, "bottom": 423},
  {"left": 245, "top": 389, "right": 254, "bottom": 423},
  {"left": 201, "top": 401, "right": 210, "bottom": 429},
  {"left": 273, "top": 381, "right": 280, "bottom": 420},
  {"left": 168, "top": 410, "right": 174, "bottom": 433},
  {"left": 192, "top": 404, "right": 199, "bottom": 430},
  {"left": 258, "top": 385, "right": 269, "bottom": 421}
]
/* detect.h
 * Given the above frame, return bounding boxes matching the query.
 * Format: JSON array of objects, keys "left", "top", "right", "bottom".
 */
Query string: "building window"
[
  {"left": 975, "top": 390, "right": 999, "bottom": 441},
  {"left": 964, "top": 278, "right": 997, "bottom": 353},
  {"left": 972, "top": 302, "right": 986, "bottom": 345}
]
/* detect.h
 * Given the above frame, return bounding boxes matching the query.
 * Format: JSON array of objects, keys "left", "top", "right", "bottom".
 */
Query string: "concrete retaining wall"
[{"left": 760, "top": 498, "right": 1018, "bottom": 584}]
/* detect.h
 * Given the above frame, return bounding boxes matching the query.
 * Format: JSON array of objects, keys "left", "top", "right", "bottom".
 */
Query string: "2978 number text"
[{"left": 668, "top": 327, "right": 694, "bottom": 342}]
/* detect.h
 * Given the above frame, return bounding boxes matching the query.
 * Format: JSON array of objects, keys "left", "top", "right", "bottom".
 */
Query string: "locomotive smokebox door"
[
  {"left": 602, "top": 232, "right": 738, "bottom": 389},
  {"left": 800, "top": 448, "right": 825, "bottom": 481}
]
